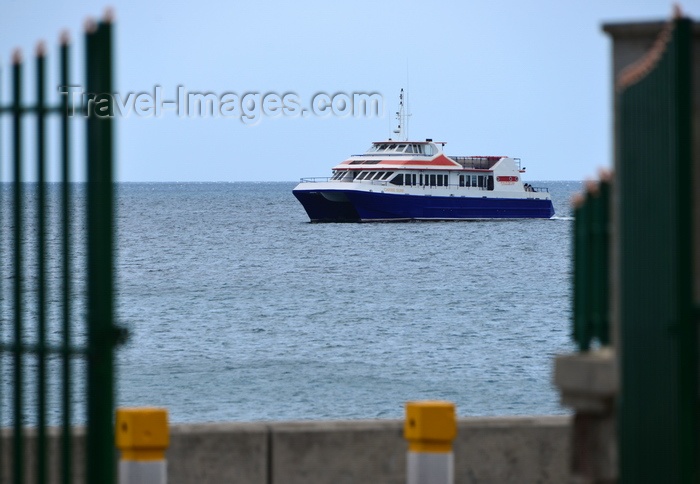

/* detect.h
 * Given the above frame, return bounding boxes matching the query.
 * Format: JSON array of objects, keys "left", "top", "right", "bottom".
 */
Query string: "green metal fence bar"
[
  {"left": 12, "top": 49, "right": 24, "bottom": 484},
  {"left": 36, "top": 42, "right": 48, "bottom": 484},
  {"left": 616, "top": 16, "right": 697, "bottom": 484},
  {"left": 572, "top": 191, "right": 591, "bottom": 350},
  {"left": 60, "top": 32, "right": 73, "bottom": 484},
  {"left": 668, "top": 16, "right": 696, "bottom": 482},
  {"left": 85, "top": 17, "right": 116, "bottom": 484},
  {"left": 572, "top": 176, "right": 612, "bottom": 352},
  {"left": 592, "top": 178, "right": 610, "bottom": 346}
]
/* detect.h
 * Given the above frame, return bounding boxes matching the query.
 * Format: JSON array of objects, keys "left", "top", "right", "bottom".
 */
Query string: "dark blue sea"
[{"left": 3, "top": 181, "right": 582, "bottom": 424}]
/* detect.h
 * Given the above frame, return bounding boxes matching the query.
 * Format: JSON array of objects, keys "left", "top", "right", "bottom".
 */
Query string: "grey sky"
[{"left": 1, "top": 1, "right": 694, "bottom": 181}]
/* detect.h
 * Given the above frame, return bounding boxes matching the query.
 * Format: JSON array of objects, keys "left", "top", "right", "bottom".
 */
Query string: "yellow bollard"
[
  {"left": 116, "top": 407, "right": 169, "bottom": 484},
  {"left": 404, "top": 401, "right": 456, "bottom": 484}
]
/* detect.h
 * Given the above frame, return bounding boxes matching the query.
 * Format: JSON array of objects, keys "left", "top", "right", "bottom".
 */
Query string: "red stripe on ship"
[{"left": 497, "top": 176, "right": 519, "bottom": 182}]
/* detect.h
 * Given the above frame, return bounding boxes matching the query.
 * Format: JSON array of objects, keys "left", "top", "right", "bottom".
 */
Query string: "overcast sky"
[{"left": 1, "top": 1, "right": 696, "bottom": 182}]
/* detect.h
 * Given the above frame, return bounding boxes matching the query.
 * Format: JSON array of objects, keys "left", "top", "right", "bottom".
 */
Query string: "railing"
[
  {"left": 0, "top": 12, "right": 122, "bottom": 484},
  {"left": 299, "top": 174, "right": 553, "bottom": 195},
  {"left": 449, "top": 156, "right": 502, "bottom": 170}
]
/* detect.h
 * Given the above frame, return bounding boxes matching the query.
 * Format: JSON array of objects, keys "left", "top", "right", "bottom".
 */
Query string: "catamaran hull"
[{"left": 293, "top": 189, "right": 555, "bottom": 222}]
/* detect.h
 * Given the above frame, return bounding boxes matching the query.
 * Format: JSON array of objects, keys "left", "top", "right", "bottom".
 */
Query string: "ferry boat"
[{"left": 293, "top": 91, "right": 555, "bottom": 222}]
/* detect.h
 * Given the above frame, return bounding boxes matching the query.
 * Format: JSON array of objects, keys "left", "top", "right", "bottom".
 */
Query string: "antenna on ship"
[{"left": 392, "top": 88, "right": 411, "bottom": 141}]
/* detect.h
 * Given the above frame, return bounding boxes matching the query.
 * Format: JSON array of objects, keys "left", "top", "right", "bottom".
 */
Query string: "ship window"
[
  {"left": 471, "top": 175, "right": 477, "bottom": 187},
  {"left": 390, "top": 174, "right": 404, "bottom": 185},
  {"left": 429, "top": 174, "right": 436, "bottom": 186},
  {"left": 366, "top": 145, "right": 378, "bottom": 153},
  {"left": 478, "top": 175, "right": 484, "bottom": 188},
  {"left": 424, "top": 144, "right": 435, "bottom": 156},
  {"left": 389, "top": 144, "right": 397, "bottom": 150},
  {"left": 356, "top": 171, "right": 369, "bottom": 180},
  {"left": 437, "top": 174, "right": 444, "bottom": 187},
  {"left": 412, "top": 174, "right": 417, "bottom": 186},
  {"left": 487, "top": 175, "right": 494, "bottom": 191},
  {"left": 397, "top": 144, "right": 406, "bottom": 152},
  {"left": 367, "top": 171, "right": 377, "bottom": 180},
  {"left": 459, "top": 175, "right": 464, "bottom": 187},
  {"left": 405, "top": 145, "right": 414, "bottom": 154},
  {"left": 381, "top": 171, "right": 393, "bottom": 180}
]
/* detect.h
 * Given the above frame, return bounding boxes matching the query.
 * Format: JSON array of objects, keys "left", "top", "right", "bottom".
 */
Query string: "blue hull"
[{"left": 293, "top": 189, "right": 555, "bottom": 222}]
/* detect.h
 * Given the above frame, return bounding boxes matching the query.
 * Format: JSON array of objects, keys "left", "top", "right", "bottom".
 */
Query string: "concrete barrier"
[{"left": 1, "top": 415, "right": 571, "bottom": 484}]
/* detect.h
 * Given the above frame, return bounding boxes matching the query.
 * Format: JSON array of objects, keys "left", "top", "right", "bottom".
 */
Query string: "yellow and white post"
[
  {"left": 116, "top": 407, "right": 169, "bottom": 484},
  {"left": 404, "top": 401, "right": 456, "bottom": 484}
]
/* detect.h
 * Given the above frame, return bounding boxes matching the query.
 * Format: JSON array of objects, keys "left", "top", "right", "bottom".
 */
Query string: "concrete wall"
[{"left": 2, "top": 415, "right": 570, "bottom": 484}]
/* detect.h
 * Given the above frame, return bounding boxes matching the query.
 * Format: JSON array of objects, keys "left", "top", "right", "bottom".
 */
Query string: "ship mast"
[{"left": 392, "top": 88, "right": 411, "bottom": 141}]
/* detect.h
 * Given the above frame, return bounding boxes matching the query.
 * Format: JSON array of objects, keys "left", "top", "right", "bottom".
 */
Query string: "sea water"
[
  {"left": 2, "top": 181, "right": 582, "bottom": 424},
  {"left": 115, "top": 181, "right": 580, "bottom": 422}
]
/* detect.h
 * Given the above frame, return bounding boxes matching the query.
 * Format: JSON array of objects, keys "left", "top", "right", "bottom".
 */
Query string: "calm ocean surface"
[
  {"left": 116, "top": 181, "right": 580, "bottom": 423},
  {"left": 2, "top": 181, "right": 582, "bottom": 424}
]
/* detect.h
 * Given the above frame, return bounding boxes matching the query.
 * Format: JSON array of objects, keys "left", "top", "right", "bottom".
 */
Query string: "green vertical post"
[
  {"left": 12, "top": 49, "right": 24, "bottom": 484},
  {"left": 573, "top": 179, "right": 611, "bottom": 352},
  {"left": 85, "top": 17, "right": 116, "bottom": 484},
  {"left": 59, "top": 32, "right": 73, "bottom": 484},
  {"left": 573, "top": 194, "right": 591, "bottom": 350},
  {"left": 36, "top": 42, "right": 48, "bottom": 484},
  {"left": 594, "top": 179, "right": 610, "bottom": 346},
  {"left": 617, "top": 17, "right": 697, "bottom": 484},
  {"left": 589, "top": 179, "right": 610, "bottom": 347},
  {"left": 670, "top": 17, "right": 696, "bottom": 481}
]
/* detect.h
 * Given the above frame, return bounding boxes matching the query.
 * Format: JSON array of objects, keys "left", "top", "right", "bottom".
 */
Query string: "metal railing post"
[
  {"left": 59, "top": 31, "right": 73, "bottom": 484},
  {"left": 85, "top": 13, "right": 117, "bottom": 484},
  {"left": 12, "top": 48, "right": 24, "bottom": 484},
  {"left": 36, "top": 39, "right": 49, "bottom": 484}
]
